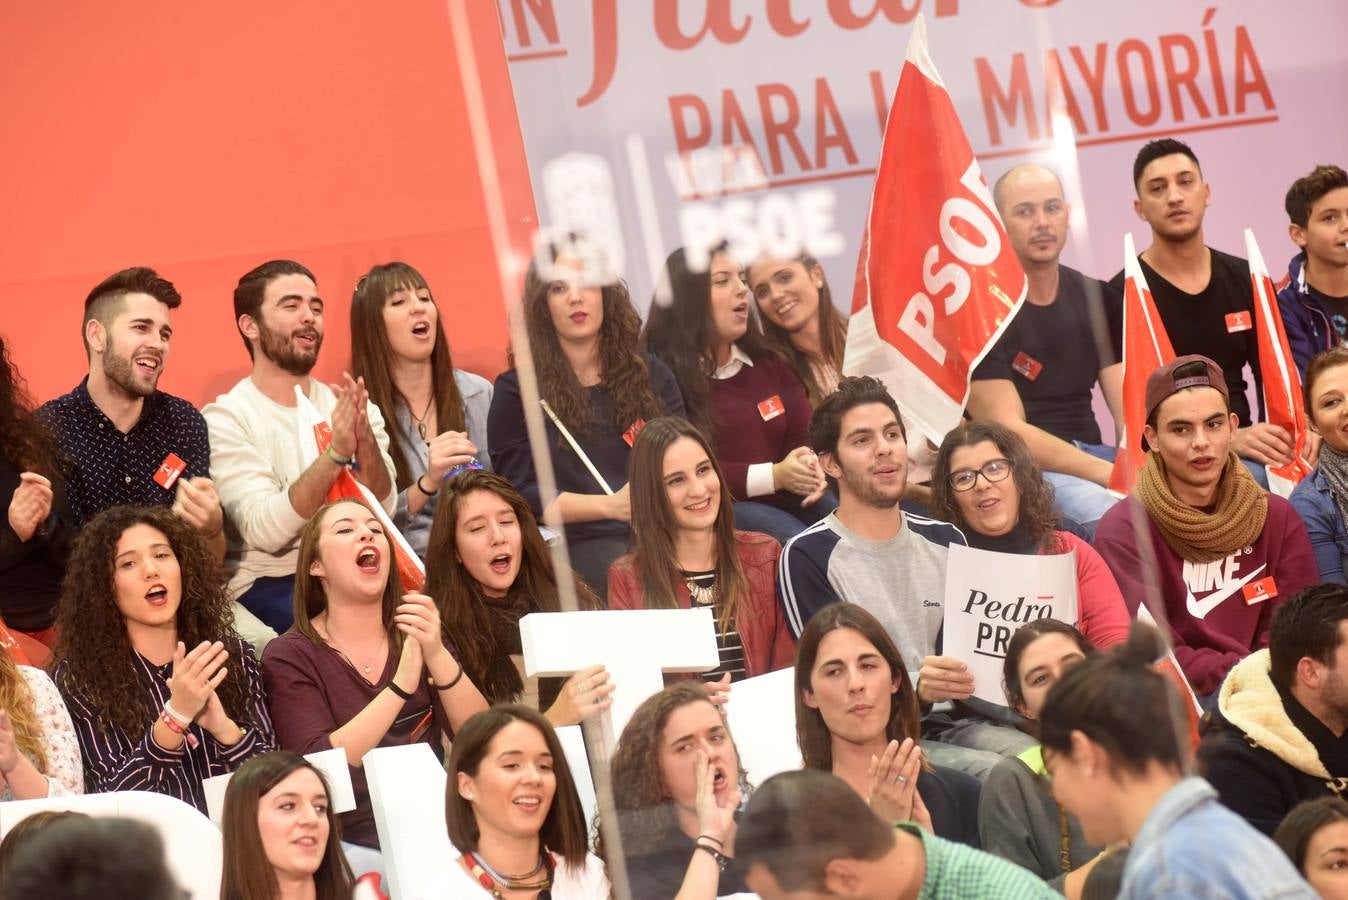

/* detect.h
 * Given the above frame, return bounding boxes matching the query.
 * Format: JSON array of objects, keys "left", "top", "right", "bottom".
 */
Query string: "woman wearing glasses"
[{"left": 930, "top": 422, "right": 1129, "bottom": 649}]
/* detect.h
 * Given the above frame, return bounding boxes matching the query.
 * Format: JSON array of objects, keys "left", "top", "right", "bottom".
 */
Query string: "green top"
[{"left": 900, "top": 823, "right": 1060, "bottom": 900}]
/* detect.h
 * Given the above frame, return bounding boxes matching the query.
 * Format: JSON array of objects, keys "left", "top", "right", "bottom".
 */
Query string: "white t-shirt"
[{"left": 422, "top": 852, "right": 610, "bottom": 899}]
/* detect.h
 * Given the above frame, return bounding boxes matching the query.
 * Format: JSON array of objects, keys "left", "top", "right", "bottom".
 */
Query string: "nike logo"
[{"left": 1185, "top": 563, "right": 1267, "bottom": 620}]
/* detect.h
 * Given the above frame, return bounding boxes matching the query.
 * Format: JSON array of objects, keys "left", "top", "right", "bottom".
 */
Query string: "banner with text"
[{"left": 942, "top": 544, "right": 1078, "bottom": 707}]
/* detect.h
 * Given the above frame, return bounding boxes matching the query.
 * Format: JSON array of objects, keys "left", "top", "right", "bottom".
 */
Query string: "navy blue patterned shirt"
[{"left": 36, "top": 379, "right": 211, "bottom": 525}]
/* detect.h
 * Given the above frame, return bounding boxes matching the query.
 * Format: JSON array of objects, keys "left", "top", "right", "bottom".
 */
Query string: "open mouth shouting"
[
  {"left": 411, "top": 320, "right": 432, "bottom": 338},
  {"left": 355, "top": 546, "right": 382, "bottom": 574},
  {"left": 710, "top": 764, "right": 729, "bottom": 795},
  {"left": 489, "top": 552, "right": 513, "bottom": 576},
  {"left": 145, "top": 584, "right": 170, "bottom": 607}
]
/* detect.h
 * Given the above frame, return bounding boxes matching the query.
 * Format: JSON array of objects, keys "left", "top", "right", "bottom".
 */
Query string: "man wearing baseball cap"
[{"left": 1093, "top": 355, "right": 1317, "bottom": 698}]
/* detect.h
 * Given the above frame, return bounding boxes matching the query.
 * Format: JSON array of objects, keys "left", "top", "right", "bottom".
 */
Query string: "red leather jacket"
[{"left": 607, "top": 530, "right": 797, "bottom": 678}]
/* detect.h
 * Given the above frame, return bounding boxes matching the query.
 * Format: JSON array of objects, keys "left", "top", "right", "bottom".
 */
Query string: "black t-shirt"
[
  {"left": 625, "top": 831, "right": 750, "bottom": 899},
  {"left": 974, "top": 265, "right": 1122, "bottom": 444},
  {"left": 1108, "top": 248, "right": 1259, "bottom": 425},
  {"left": 920, "top": 763, "right": 983, "bottom": 847},
  {"left": 1310, "top": 284, "right": 1348, "bottom": 345}
]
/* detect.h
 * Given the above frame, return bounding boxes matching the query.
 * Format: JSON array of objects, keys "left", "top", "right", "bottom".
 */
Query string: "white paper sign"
[{"left": 942, "top": 545, "right": 1078, "bottom": 706}]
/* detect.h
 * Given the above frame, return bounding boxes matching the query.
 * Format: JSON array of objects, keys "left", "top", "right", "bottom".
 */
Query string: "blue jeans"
[
  {"left": 734, "top": 491, "right": 837, "bottom": 545},
  {"left": 237, "top": 575, "right": 296, "bottom": 633},
  {"left": 1042, "top": 441, "right": 1119, "bottom": 541}
]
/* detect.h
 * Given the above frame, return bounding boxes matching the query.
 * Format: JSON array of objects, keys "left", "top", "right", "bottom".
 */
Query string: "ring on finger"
[{"left": 897, "top": 775, "right": 908, "bottom": 785}]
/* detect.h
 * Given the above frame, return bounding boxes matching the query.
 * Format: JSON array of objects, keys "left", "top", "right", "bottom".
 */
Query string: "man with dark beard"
[
  {"left": 38, "top": 267, "right": 225, "bottom": 558},
  {"left": 204, "top": 260, "right": 395, "bottom": 647},
  {"left": 778, "top": 376, "right": 1033, "bottom": 778}
]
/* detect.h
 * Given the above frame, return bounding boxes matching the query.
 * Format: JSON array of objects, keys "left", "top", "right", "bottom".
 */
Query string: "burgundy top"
[
  {"left": 261, "top": 630, "right": 449, "bottom": 848},
  {"left": 710, "top": 353, "right": 812, "bottom": 504}
]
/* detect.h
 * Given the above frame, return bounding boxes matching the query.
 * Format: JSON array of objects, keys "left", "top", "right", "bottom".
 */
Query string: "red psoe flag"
[
  {"left": 842, "top": 14, "right": 1026, "bottom": 444},
  {"left": 1247, "top": 228, "right": 1312, "bottom": 497},
  {"left": 1107, "top": 233, "right": 1176, "bottom": 495}
]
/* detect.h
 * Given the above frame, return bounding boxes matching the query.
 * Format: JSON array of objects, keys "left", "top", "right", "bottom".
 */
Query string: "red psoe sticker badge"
[
  {"left": 1225, "top": 311, "right": 1253, "bottom": 333},
  {"left": 622, "top": 419, "right": 647, "bottom": 447},
  {"left": 1011, "top": 351, "right": 1044, "bottom": 381},
  {"left": 757, "top": 395, "right": 785, "bottom": 421},
  {"left": 154, "top": 453, "right": 187, "bottom": 491},
  {"left": 1242, "top": 577, "right": 1278, "bottom": 605}
]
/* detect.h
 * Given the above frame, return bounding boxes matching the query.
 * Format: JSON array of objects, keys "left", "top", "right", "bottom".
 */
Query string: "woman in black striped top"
[{"left": 50, "top": 506, "right": 275, "bottom": 812}]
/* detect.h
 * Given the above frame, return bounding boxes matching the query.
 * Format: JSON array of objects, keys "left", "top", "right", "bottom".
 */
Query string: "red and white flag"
[
  {"left": 1108, "top": 233, "right": 1176, "bottom": 496},
  {"left": 1247, "top": 228, "right": 1312, "bottom": 497},
  {"left": 842, "top": 14, "right": 1026, "bottom": 445}
]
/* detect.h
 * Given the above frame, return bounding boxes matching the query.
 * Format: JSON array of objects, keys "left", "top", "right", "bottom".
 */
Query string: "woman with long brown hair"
[
  {"left": 424, "top": 470, "right": 612, "bottom": 725},
  {"left": 50, "top": 505, "right": 275, "bottom": 812},
  {"left": 608, "top": 416, "right": 794, "bottom": 681},
  {"left": 487, "top": 234, "right": 685, "bottom": 600},
  {"left": 746, "top": 251, "right": 849, "bottom": 407},
  {"left": 794, "top": 603, "right": 981, "bottom": 845},
  {"left": 599, "top": 681, "right": 751, "bottom": 899},
  {"left": 219, "top": 751, "right": 355, "bottom": 900},
  {"left": 643, "top": 245, "right": 831, "bottom": 546},
  {"left": 262, "top": 498, "right": 488, "bottom": 866},
  {"left": 930, "top": 420, "right": 1129, "bottom": 650},
  {"left": 350, "top": 262, "right": 490, "bottom": 560},
  {"left": 0, "top": 332, "right": 76, "bottom": 656},
  {"left": 0, "top": 641, "right": 81, "bottom": 801}
]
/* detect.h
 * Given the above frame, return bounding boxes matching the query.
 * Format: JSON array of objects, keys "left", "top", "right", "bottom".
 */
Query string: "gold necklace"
[{"left": 411, "top": 393, "right": 435, "bottom": 440}]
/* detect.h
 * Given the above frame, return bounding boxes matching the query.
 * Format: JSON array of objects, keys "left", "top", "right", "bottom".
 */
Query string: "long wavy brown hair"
[
  {"left": 424, "top": 471, "right": 597, "bottom": 704},
  {"left": 291, "top": 499, "right": 408, "bottom": 655},
  {"left": 596, "top": 681, "right": 751, "bottom": 861},
  {"left": 0, "top": 643, "right": 47, "bottom": 771},
  {"left": 0, "top": 333, "right": 57, "bottom": 475},
  {"left": 349, "top": 262, "right": 468, "bottom": 491},
  {"left": 749, "top": 252, "right": 849, "bottom": 406},
  {"left": 51, "top": 506, "right": 252, "bottom": 739},
  {"left": 511, "top": 233, "right": 666, "bottom": 437},
  {"left": 930, "top": 420, "right": 1060, "bottom": 551},
  {"left": 623, "top": 417, "right": 747, "bottom": 635},
  {"left": 794, "top": 604, "right": 922, "bottom": 773}
]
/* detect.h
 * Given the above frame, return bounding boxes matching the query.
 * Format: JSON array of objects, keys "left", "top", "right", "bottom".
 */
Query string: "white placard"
[
  {"left": 723, "top": 667, "right": 801, "bottom": 787},
  {"left": 942, "top": 545, "right": 1078, "bottom": 706},
  {"left": 201, "top": 747, "right": 356, "bottom": 825}
]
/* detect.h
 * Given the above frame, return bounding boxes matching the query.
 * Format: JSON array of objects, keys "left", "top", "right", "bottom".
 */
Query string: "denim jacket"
[
  {"left": 1289, "top": 468, "right": 1348, "bottom": 584},
  {"left": 1120, "top": 777, "right": 1314, "bottom": 899}
]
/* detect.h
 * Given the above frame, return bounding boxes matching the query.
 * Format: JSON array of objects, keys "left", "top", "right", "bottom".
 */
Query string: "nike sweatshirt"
[{"left": 1093, "top": 494, "right": 1317, "bottom": 697}]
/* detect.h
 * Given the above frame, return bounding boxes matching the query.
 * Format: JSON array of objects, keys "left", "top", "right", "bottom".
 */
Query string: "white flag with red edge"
[
  {"left": 1246, "top": 228, "right": 1313, "bottom": 497},
  {"left": 842, "top": 14, "right": 1026, "bottom": 446}
]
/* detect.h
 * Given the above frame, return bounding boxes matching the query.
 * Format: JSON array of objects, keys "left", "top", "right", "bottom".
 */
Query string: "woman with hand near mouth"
[
  {"left": 795, "top": 603, "right": 982, "bottom": 846},
  {"left": 1291, "top": 347, "right": 1348, "bottom": 583},
  {"left": 425, "top": 470, "right": 613, "bottom": 725},
  {"left": 600, "top": 681, "right": 752, "bottom": 899},
  {"left": 50, "top": 505, "right": 275, "bottom": 812},
  {"left": 644, "top": 245, "right": 831, "bottom": 546},
  {"left": 608, "top": 417, "right": 795, "bottom": 681},
  {"left": 220, "top": 751, "right": 355, "bottom": 900},
  {"left": 350, "top": 262, "right": 492, "bottom": 561},
  {"left": 931, "top": 421, "right": 1130, "bottom": 650},
  {"left": 488, "top": 235, "right": 685, "bottom": 602},
  {"left": 262, "top": 498, "right": 489, "bottom": 870},
  {"left": 440, "top": 705, "right": 608, "bottom": 897}
]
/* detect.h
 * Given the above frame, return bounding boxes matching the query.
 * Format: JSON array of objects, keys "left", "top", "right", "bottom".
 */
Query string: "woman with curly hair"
[
  {"left": 643, "top": 245, "right": 830, "bottom": 546},
  {"left": 50, "top": 505, "right": 275, "bottom": 812},
  {"left": 598, "top": 681, "right": 751, "bottom": 899},
  {"left": 350, "top": 262, "right": 491, "bottom": 560},
  {"left": 930, "top": 420, "right": 1129, "bottom": 650},
  {"left": 424, "top": 470, "right": 610, "bottom": 724},
  {"left": 487, "top": 234, "right": 685, "bottom": 600},
  {"left": 608, "top": 416, "right": 795, "bottom": 681},
  {"left": 262, "top": 498, "right": 488, "bottom": 865},
  {"left": 0, "top": 333, "right": 77, "bottom": 654},
  {"left": 220, "top": 751, "right": 355, "bottom": 900},
  {"left": 0, "top": 641, "right": 82, "bottom": 801}
]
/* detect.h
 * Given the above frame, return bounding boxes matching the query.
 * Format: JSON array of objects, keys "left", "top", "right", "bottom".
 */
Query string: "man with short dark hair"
[
  {"left": 736, "top": 769, "right": 1058, "bottom": 899},
  {"left": 1109, "top": 138, "right": 1298, "bottom": 479},
  {"left": 204, "top": 260, "right": 395, "bottom": 644},
  {"left": 1278, "top": 164, "right": 1348, "bottom": 376},
  {"left": 779, "top": 376, "right": 1034, "bottom": 777},
  {"left": 37, "top": 267, "right": 224, "bottom": 557},
  {"left": 970, "top": 163, "right": 1123, "bottom": 536},
  {"left": 1, "top": 816, "right": 182, "bottom": 900},
  {"left": 1200, "top": 583, "right": 1348, "bottom": 836},
  {"left": 1094, "top": 355, "right": 1317, "bottom": 696}
]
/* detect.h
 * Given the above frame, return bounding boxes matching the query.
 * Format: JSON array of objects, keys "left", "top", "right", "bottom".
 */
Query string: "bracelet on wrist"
[
  {"left": 415, "top": 475, "right": 439, "bottom": 496},
  {"left": 324, "top": 445, "right": 355, "bottom": 467},
  {"left": 387, "top": 681, "right": 414, "bottom": 701},
  {"left": 694, "top": 842, "right": 729, "bottom": 871},
  {"left": 697, "top": 834, "right": 724, "bottom": 847},
  {"left": 432, "top": 663, "right": 465, "bottom": 692},
  {"left": 163, "top": 699, "right": 193, "bottom": 726},
  {"left": 160, "top": 709, "right": 200, "bottom": 749}
]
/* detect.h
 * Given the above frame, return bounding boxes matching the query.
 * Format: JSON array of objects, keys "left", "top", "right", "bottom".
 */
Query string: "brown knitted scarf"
[{"left": 1135, "top": 450, "right": 1267, "bottom": 562}]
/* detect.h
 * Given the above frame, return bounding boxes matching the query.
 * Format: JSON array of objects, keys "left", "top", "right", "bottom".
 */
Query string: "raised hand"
[
  {"left": 705, "top": 671, "right": 732, "bottom": 707},
  {"left": 394, "top": 593, "right": 449, "bottom": 668},
  {"left": 424, "top": 430, "right": 479, "bottom": 482},
  {"left": 391, "top": 626, "right": 424, "bottom": 697},
  {"left": 168, "top": 640, "right": 229, "bottom": 720},
  {"left": 546, "top": 664, "right": 615, "bottom": 726},
  {"left": 916, "top": 655, "right": 975, "bottom": 704},
  {"left": 327, "top": 377, "right": 359, "bottom": 459},
  {"left": 173, "top": 476, "right": 223, "bottom": 536},
  {"left": 8, "top": 472, "right": 52, "bottom": 542},
  {"left": 866, "top": 738, "right": 926, "bottom": 826},
  {"left": 774, "top": 446, "right": 827, "bottom": 498},
  {"left": 693, "top": 749, "right": 741, "bottom": 844}
]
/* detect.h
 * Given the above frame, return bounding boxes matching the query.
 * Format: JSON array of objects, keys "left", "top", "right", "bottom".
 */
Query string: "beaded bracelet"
[{"left": 160, "top": 709, "right": 199, "bottom": 749}]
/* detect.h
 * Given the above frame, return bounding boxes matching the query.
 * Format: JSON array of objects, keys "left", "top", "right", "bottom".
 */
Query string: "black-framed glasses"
[{"left": 948, "top": 458, "right": 1013, "bottom": 492}]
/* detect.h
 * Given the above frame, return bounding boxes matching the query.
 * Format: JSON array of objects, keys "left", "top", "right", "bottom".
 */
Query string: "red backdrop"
[{"left": 0, "top": 2, "right": 536, "bottom": 407}]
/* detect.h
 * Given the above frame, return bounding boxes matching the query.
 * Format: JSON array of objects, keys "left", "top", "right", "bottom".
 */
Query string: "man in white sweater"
[{"left": 204, "top": 260, "right": 396, "bottom": 650}]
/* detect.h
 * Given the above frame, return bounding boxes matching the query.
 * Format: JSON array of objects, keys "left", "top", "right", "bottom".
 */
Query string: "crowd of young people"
[{"left": 1, "top": 140, "right": 1347, "bottom": 899}]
